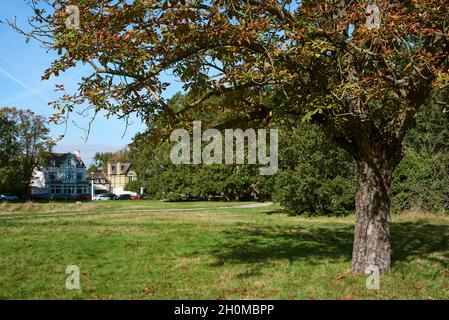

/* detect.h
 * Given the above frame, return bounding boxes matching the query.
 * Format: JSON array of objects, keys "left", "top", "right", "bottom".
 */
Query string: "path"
[{"left": 0, "top": 202, "right": 274, "bottom": 221}]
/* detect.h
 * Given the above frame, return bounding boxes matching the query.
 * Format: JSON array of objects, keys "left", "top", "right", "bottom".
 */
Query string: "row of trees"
[
  {"left": 0, "top": 107, "right": 53, "bottom": 196},
  {"left": 126, "top": 95, "right": 449, "bottom": 216}
]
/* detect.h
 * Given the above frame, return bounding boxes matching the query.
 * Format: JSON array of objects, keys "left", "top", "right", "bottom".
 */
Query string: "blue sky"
[{"left": 0, "top": 0, "right": 182, "bottom": 166}]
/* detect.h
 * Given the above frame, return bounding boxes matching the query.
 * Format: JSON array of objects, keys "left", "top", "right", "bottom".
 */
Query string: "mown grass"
[{"left": 0, "top": 201, "right": 447, "bottom": 300}]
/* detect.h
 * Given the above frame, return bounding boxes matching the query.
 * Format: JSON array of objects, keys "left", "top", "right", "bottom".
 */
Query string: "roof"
[
  {"left": 88, "top": 171, "right": 109, "bottom": 181},
  {"left": 108, "top": 162, "right": 133, "bottom": 175},
  {"left": 46, "top": 152, "right": 86, "bottom": 168}
]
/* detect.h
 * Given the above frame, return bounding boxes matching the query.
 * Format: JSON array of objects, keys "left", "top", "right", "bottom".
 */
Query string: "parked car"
[
  {"left": 114, "top": 194, "right": 131, "bottom": 200},
  {"left": 50, "top": 194, "right": 70, "bottom": 201},
  {"left": 93, "top": 193, "right": 115, "bottom": 201},
  {"left": 30, "top": 193, "right": 52, "bottom": 201},
  {"left": 130, "top": 194, "right": 145, "bottom": 200},
  {"left": 0, "top": 193, "right": 19, "bottom": 201},
  {"left": 75, "top": 194, "right": 91, "bottom": 201}
]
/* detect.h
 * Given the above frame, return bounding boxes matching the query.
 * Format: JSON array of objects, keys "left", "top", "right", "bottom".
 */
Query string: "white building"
[{"left": 31, "top": 150, "right": 89, "bottom": 198}]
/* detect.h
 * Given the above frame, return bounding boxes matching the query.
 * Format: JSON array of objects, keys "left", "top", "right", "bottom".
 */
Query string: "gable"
[{"left": 46, "top": 153, "right": 86, "bottom": 168}]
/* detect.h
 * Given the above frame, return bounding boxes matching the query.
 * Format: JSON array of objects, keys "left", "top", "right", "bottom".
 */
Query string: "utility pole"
[{"left": 90, "top": 172, "right": 95, "bottom": 201}]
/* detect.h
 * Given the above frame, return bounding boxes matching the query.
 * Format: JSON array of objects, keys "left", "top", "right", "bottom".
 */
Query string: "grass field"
[{"left": 0, "top": 200, "right": 448, "bottom": 300}]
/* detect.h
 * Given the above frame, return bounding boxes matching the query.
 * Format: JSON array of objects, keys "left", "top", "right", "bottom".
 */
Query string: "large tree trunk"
[{"left": 352, "top": 157, "right": 394, "bottom": 274}]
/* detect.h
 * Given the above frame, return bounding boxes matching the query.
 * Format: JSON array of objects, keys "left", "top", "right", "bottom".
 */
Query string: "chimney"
[{"left": 74, "top": 150, "right": 81, "bottom": 160}]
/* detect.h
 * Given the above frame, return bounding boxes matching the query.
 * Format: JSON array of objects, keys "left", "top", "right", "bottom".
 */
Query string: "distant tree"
[
  {"left": 93, "top": 148, "right": 130, "bottom": 172},
  {"left": 0, "top": 107, "right": 53, "bottom": 195},
  {"left": 92, "top": 152, "right": 113, "bottom": 170},
  {"left": 87, "top": 164, "right": 98, "bottom": 173},
  {"left": 109, "top": 148, "right": 130, "bottom": 162},
  {"left": 129, "top": 93, "right": 272, "bottom": 201}
]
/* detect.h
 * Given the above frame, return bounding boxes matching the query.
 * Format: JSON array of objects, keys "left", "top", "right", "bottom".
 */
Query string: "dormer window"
[{"left": 50, "top": 160, "right": 56, "bottom": 167}]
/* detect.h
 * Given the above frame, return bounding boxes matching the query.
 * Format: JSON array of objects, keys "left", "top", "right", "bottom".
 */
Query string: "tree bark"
[{"left": 352, "top": 157, "right": 394, "bottom": 274}]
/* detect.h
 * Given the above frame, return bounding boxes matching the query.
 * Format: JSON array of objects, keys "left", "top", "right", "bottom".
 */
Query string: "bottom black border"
[{"left": 0, "top": 300, "right": 446, "bottom": 319}]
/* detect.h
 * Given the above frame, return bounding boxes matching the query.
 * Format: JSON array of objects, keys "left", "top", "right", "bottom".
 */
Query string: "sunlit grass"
[{"left": 0, "top": 201, "right": 447, "bottom": 299}]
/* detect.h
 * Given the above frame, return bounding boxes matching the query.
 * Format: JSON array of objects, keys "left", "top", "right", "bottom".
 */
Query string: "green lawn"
[{"left": 0, "top": 200, "right": 448, "bottom": 299}]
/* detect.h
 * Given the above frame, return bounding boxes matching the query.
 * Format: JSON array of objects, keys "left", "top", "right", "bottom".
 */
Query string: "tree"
[
  {"left": 15, "top": 0, "right": 449, "bottom": 273},
  {"left": 0, "top": 107, "right": 53, "bottom": 195},
  {"left": 92, "top": 148, "right": 130, "bottom": 172},
  {"left": 87, "top": 164, "right": 98, "bottom": 173},
  {"left": 92, "top": 152, "right": 113, "bottom": 170},
  {"left": 274, "top": 123, "right": 355, "bottom": 215}
]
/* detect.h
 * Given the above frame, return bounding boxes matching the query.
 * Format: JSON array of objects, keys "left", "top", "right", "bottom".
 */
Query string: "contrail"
[{"left": 0, "top": 66, "right": 51, "bottom": 103}]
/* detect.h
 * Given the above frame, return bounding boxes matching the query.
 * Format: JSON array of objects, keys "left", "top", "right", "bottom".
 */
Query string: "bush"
[
  {"left": 124, "top": 180, "right": 141, "bottom": 193},
  {"left": 391, "top": 103, "right": 449, "bottom": 214},
  {"left": 272, "top": 124, "right": 356, "bottom": 215},
  {"left": 392, "top": 149, "right": 449, "bottom": 213}
]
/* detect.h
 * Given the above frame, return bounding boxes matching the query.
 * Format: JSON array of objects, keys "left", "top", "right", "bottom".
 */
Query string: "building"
[
  {"left": 87, "top": 171, "right": 110, "bottom": 195},
  {"left": 31, "top": 151, "right": 89, "bottom": 198},
  {"left": 106, "top": 161, "right": 137, "bottom": 195}
]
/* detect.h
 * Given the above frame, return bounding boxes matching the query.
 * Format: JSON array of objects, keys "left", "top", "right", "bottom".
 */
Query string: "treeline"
[{"left": 127, "top": 96, "right": 449, "bottom": 215}]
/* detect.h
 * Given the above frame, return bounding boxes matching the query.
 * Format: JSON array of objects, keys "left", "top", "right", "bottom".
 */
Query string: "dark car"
[
  {"left": 114, "top": 194, "right": 131, "bottom": 200},
  {"left": 0, "top": 193, "right": 19, "bottom": 201},
  {"left": 75, "top": 194, "right": 91, "bottom": 201},
  {"left": 30, "top": 193, "right": 52, "bottom": 201},
  {"left": 50, "top": 194, "right": 69, "bottom": 201}
]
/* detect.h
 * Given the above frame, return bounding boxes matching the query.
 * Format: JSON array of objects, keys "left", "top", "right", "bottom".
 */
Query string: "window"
[
  {"left": 51, "top": 186, "right": 62, "bottom": 194},
  {"left": 77, "top": 173, "right": 83, "bottom": 181},
  {"left": 64, "top": 186, "right": 75, "bottom": 194},
  {"left": 49, "top": 172, "right": 56, "bottom": 182},
  {"left": 50, "top": 160, "right": 56, "bottom": 167},
  {"left": 66, "top": 173, "right": 74, "bottom": 181},
  {"left": 128, "top": 176, "right": 134, "bottom": 182}
]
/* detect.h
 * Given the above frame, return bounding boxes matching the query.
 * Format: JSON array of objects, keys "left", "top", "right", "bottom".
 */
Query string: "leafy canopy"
[{"left": 13, "top": 1, "right": 447, "bottom": 150}]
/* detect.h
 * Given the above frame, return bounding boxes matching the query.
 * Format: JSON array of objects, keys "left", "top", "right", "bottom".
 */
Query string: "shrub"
[
  {"left": 272, "top": 124, "right": 356, "bottom": 215},
  {"left": 392, "top": 149, "right": 449, "bottom": 213}
]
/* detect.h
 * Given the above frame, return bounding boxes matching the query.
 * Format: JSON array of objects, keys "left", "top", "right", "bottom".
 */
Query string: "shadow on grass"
[{"left": 210, "top": 221, "right": 449, "bottom": 268}]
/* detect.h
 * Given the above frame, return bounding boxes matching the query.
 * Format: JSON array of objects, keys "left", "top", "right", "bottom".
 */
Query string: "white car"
[
  {"left": 0, "top": 193, "right": 19, "bottom": 201},
  {"left": 92, "top": 193, "right": 114, "bottom": 201}
]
